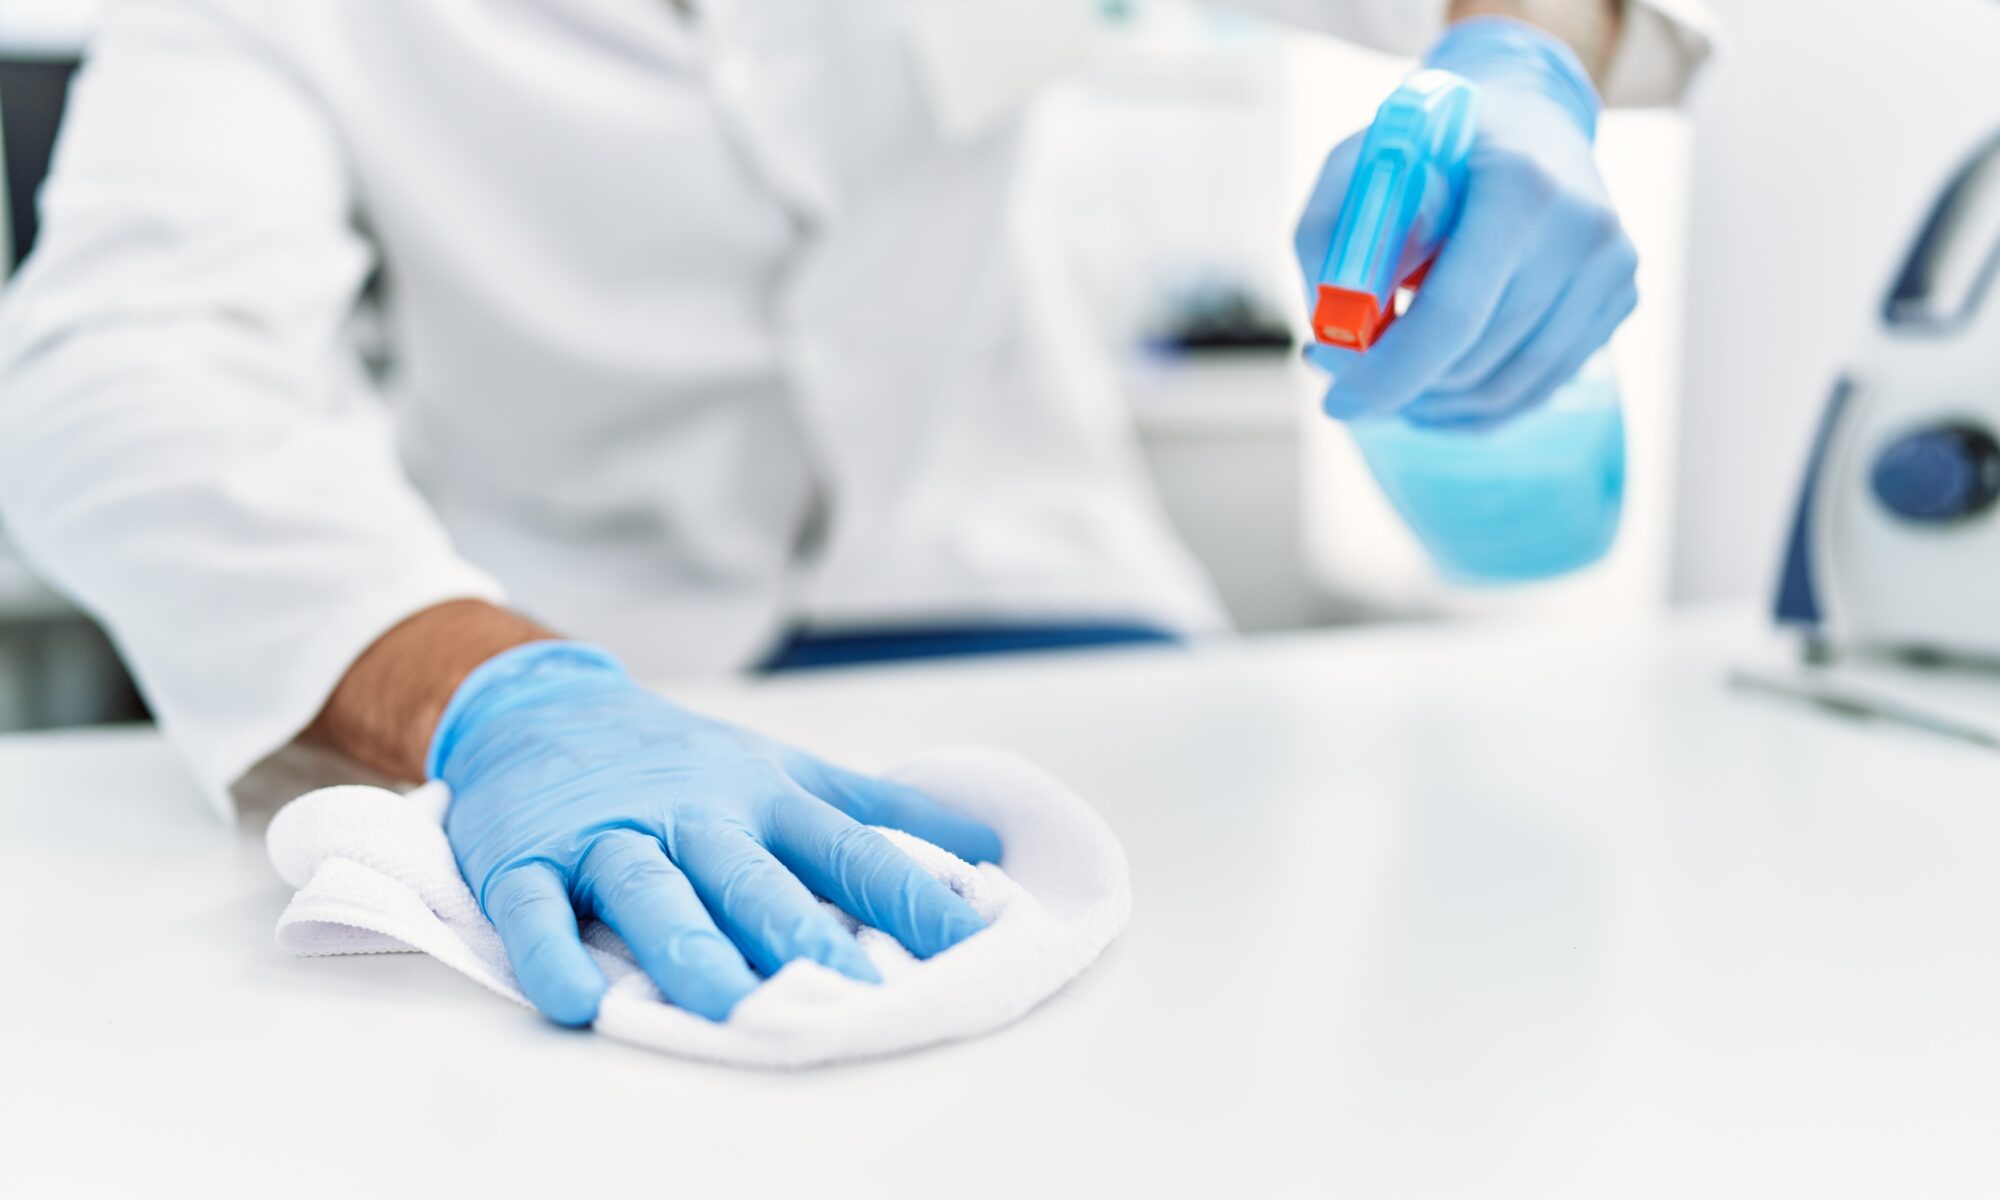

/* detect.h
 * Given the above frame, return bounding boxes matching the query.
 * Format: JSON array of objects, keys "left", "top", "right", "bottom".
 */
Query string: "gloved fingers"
[
  {"left": 1386, "top": 396, "right": 1518, "bottom": 433},
  {"left": 788, "top": 757, "right": 1003, "bottom": 865},
  {"left": 1316, "top": 187, "right": 1527, "bottom": 420},
  {"left": 1428, "top": 206, "right": 1608, "bottom": 394},
  {"left": 1436, "top": 285, "right": 1634, "bottom": 432},
  {"left": 1292, "top": 132, "right": 1366, "bottom": 307},
  {"left": 767, "top": 792, "right": 986, "bottom": 960},
  {"left": 1404, "top": 294, "right": 1630, "bottom": 430},
  {"left": 674, "top": 818, "right": 881, "bottom": 984},
  {"left": 577, "top": 829, "right": 759, "bottom": 1022},
  {"left": 1431, "top": 216, "right": 1633, "bottom": 419},
  {"left": 483, "top": 862, "right": 607, "bottom": 1027},
  {"left": 1404, "top": 252, "right": 1635, "bottom": 428},
  {"left": 1303, "top": 340, "right": 1359, "bottom": 380}
]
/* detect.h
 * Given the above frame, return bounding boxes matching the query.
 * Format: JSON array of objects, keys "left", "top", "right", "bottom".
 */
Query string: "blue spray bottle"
[{"left": 1310, "top": 70, "right": 1623, "bottom": 584}]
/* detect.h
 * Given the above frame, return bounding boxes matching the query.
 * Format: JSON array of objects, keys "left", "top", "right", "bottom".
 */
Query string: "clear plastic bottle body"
[{"left": 1348, "top": 353, "right": 1624, "bottom": 583}]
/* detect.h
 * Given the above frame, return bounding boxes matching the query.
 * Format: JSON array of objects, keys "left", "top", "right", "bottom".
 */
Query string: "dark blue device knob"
[{"left": 1870, "top": 424, "right": 2000, "bottom": 522}]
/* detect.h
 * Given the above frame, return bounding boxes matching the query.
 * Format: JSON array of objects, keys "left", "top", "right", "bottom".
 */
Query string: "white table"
[{"left": 6, "top": 611, "right": 2000, "bottom": 1198}]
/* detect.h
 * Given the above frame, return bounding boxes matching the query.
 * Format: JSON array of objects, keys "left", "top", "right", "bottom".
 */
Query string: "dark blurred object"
[
  {"left": 1145, "top": 283, "right": 1293, "bottom": 355},
  {"left": 0, "top": 615, "right": 141, "bottom": 729},
  {"left": 1, "top": 54, "right": 77, "bottom": 273},
  {"left": 0, "top": 46, "right": 142, "bottom": 732}
]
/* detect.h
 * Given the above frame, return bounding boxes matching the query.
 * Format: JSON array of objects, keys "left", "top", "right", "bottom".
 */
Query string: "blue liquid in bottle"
[{"left": 1349, "top": 353, "right": 1624, "bottom": 583}]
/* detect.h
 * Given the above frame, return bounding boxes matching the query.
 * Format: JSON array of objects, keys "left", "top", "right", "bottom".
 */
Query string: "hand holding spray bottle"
[{"left": 1304, "top": 21, "right": 1629, "bottom": 583}]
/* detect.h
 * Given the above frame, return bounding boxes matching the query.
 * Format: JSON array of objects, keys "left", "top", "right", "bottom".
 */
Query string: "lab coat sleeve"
[
  {"left": 1225, "top": 0, "right": 1717, "bottom": 107},
  {"left": 0, "top": 0, "right": 505, "bottom": 814}
]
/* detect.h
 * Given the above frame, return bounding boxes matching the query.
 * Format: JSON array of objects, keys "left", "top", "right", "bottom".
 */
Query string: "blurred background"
[{"left": 3, "top": 0, "right": 1999, "bottom": 732}]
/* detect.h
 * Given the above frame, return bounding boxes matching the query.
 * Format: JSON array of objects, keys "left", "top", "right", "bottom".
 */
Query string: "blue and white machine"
[{"left": 1777, "top": 134, "right": 2000, "bottom": 665}]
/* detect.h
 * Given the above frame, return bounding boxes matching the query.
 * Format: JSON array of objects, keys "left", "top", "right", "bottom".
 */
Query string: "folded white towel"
[{"left": 266, "top": 746, "right": 1130, "bottom": 1068}]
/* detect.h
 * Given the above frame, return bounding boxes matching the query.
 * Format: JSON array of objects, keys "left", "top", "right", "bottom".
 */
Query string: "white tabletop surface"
[{"left": 6, "top": 609, "right": 2000, "bottom": 1198}]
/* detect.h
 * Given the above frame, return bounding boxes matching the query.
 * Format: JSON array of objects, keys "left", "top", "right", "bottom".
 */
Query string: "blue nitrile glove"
[
  {"left": 1295, "top": 17, "right": 1638, "bottom": 428},
  {"left": 429, "top": 641, "right": 1004, "bottom": 1026}
]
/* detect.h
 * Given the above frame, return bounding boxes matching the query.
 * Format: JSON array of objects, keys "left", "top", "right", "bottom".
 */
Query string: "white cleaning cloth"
[{"left": 266, "top": 747, "right": 1130, "bottom": 1068}]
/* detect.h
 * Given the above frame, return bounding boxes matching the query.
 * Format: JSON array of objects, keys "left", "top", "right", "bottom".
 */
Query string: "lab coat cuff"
[
  {"left": 1225, "top": 0, "right": 1713, "bottom": 109},
  {"left": 201, "top": 561, "right": 509, "bottom": 821},
  {"left": 1602, "top": 0, "right": 1719, "bottom": 108}
]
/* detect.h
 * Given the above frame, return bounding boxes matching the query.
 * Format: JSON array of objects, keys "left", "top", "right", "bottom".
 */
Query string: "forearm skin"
[{"left": 304, "top": 600, "right": 556, "bottom": 782}]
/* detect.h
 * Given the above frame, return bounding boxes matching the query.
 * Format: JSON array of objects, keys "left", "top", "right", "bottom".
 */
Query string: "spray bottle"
[{"left": 1310, "top": 69, "right": 1623, "bottom": 583}]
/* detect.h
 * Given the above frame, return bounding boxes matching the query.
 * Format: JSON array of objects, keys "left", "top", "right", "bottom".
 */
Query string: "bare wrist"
[{"left": 303, "top": 599, "right": 557, "bottom": 782}]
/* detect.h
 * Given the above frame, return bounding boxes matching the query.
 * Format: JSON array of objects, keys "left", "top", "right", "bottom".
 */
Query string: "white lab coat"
[{"left": 0, "top": 0, "right": 1713, "bottom": 810}]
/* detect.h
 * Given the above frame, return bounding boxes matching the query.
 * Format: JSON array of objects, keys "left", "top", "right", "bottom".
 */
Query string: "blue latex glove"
[
  {"left": 429, "top": 641, "right": 1004, "bottom": 1026},
  {"left": 1295, "top": 17, "right": 1638, "bottom": 429}
]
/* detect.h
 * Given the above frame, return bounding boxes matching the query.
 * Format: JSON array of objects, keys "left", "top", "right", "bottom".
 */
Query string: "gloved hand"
[
  {"left": 1295, "top": 17, "right": 1637, "bottom": 429},
  {"left": 429, "top": 641, "right": 1003, "bottom": 1026}
]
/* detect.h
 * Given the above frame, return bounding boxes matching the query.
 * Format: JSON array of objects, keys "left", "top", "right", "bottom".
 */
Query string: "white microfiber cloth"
[{"left": 266, "top": 746, "right": 1130, "bottom": 1068}]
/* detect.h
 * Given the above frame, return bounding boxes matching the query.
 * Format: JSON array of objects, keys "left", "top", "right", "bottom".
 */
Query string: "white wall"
[{"left": 1673, "top": 0, "right": 2000, "bottom": 604}]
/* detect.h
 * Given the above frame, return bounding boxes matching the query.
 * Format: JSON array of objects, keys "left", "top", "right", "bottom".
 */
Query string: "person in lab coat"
[{"left": 0, "top": 0, "right": 1710, "bottom": 1025}]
